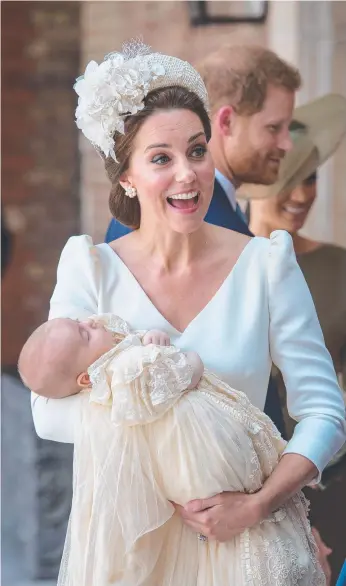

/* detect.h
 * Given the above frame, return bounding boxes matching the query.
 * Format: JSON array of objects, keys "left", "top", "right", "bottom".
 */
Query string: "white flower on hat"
[
  {"left": 73, "top": 40, "right": 209, "bottom": 161},
  {"left": 74, "top": 47, "right": 165, "bottom": 160}
]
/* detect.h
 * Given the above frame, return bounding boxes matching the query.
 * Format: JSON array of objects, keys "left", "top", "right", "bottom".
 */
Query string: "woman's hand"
[
  {"left": 174, "top": 491, "right": 263, "bottom": 542},
  {"left": 311, "top": 527, "right": 332, "bottom": 586},
  {"left": 175, "top": 455, "right": 318, "bottom": 543}
]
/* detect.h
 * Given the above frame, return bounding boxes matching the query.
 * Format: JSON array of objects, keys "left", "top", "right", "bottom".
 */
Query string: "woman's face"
[
  {"left": 122, "top": 109, "right": 215, "bottom": 234},
  {"left": 256, "top": 177, "right": 317, "bottom": 234}
]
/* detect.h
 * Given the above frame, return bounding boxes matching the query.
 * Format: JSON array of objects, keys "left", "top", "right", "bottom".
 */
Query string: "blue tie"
[{"left": 235, "top": 202, "right": 248, "bottom": 225}]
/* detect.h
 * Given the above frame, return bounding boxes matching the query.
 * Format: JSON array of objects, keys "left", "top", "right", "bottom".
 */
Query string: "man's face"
[{"left": 224, "top": 85, "right": 295, "bottom": 185}]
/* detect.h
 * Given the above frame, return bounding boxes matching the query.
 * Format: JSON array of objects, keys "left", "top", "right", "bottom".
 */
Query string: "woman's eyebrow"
[
  {"left": 145, "top": 142, "right": 170, "bottom": 152},
  {"left": 188, "top": 131, "right": 205, "bottom": 143},
  {"left": 145, "top": 131, "right": 206, "bottom": 152}
]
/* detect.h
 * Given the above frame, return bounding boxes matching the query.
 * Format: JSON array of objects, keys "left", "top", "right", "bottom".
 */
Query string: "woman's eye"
[
  {"left": 151, "top": 154, "right": 170, "bottom": 165},
  {"left": 191, "top": 145, "right": 207, "bottom": 158}
]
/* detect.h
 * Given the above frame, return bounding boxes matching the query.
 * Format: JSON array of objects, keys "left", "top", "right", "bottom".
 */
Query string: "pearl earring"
[{"left": 124, "top": 185, "right": 137, "bottom": 198}]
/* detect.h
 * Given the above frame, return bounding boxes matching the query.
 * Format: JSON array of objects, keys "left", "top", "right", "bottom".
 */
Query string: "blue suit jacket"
[
  {"left": 105, "top": 179, "right": 286, "bottom": 438},
  {"left": 337, "top": 561, "right": 346, "bottom": 586}
]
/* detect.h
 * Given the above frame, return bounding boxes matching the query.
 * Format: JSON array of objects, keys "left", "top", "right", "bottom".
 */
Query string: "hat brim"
[
  {"left": 237, "top": 93, "right": 346, "bottom": 200},
  {"left": 294, "top": 94, "right": 346, "bottom": 166}
]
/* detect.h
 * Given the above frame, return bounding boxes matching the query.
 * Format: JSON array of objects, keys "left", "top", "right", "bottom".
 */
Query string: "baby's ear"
[{"left": 77, "top": 372, "right": 91, "bottom": 388}]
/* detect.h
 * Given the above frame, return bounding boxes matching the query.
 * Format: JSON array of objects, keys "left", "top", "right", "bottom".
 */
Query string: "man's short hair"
[{"left": 198, "top": 45, "right": 301, "bottom": 116}]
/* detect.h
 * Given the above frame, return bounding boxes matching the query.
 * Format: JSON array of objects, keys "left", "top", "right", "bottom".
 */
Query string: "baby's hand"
[
  {"left": 185, "top": 351, "right": 204, "bottom": 389},
  {"left": 143, "top": 329, "right": 171, "bottom": 346}
]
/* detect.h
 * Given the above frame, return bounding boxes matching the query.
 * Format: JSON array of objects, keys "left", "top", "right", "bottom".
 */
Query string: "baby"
[
  {"left": 20, "top": 314, "right": 325, "bottom": 586},
  {"left": 19, "top": 313, "right": 204, "bottom": 400}
]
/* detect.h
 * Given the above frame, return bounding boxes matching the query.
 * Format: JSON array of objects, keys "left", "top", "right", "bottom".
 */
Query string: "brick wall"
[
  {"left": 79, "top": 1, "right": 267, "bottom": 242},
  {"left": 2, "top": 1, "right": 80, "bottom": 366}
]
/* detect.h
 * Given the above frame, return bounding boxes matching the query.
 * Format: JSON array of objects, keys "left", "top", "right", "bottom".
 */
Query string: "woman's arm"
[
  {"left": 31, "top": 392, "right": 81, "bottom": 443},
  {"left": 31, "top": 235, "right": 100, "bottom": 443},
  {"left": 174, "top": 452, "right": 316, "bottom": 542},
  {"left": 176, "top": 232, "right": 345, "bottom": 540},
  {"left": 267, "top": 231, "right": 345, "bottom": 480}
]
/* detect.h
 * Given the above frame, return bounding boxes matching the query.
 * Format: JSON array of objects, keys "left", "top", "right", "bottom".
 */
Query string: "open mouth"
[
  {"left": 167, "top": 191, "right": 200, "bottom": 211},
  {"left": 282, "top": 205, "right": 307, "bottom": 216}
]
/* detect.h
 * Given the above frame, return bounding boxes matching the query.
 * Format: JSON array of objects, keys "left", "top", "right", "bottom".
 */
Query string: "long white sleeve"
[
  {"left": 267, "top": 231, "right": 346, "bottom": 477},
  {"left": 31, "top": 235, "right": 100, "bottom": 443},
  {"left": 31, "top": 392, "right": 81, "bottom": 443}
]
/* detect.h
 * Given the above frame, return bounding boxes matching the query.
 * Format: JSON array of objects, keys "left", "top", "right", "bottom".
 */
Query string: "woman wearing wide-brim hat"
[
  {"left": 241, "top": 93, "right": 346, "bottom": 585},
  {"left": 242, "top": 92, "right": 346, "bottom": 400}
]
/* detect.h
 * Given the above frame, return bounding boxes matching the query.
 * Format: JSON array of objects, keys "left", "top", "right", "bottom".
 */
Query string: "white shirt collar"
[{"left": 214, "top": 169, "right": 237, "bottom": 211}]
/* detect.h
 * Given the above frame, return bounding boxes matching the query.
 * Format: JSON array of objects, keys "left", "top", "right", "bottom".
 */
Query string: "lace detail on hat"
[{"left": 74, "top": 39, "right": 209, "bottom": 160}]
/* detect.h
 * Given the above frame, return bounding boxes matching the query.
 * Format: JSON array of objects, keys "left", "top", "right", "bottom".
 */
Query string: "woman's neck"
[
  {"left": 248, "top": 217, "right": 271, "bottom": 239},
  {"left": 131, "top": 222, "right": 212, "bottom": 273}
]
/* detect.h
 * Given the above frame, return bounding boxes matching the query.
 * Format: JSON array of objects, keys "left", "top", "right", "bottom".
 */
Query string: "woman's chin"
[
  {"left": 278, "top": 214, "right": 306, "bottom": 235},
  {"left": 289, "top": 220, "right": 306, "bottom": 234}
]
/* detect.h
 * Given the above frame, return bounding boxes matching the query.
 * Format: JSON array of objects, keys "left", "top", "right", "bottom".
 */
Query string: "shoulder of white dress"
[
  {"left": 54, "top": 235, "right": 103, "bottom": 291},
  {"left": 62, "top": 233, "right": 95, "bottom": 253},
  {"left": 59, "top": 234, "right": 95, "bottom": 254},
  {"left": 268, "top": 230, "right": 294, "bottom": 258},
  {"left": 60, "top": 234, "right": 100, "bottom": 265},
  {"left": 266, "top": 230, "right": 298, "bottom": 287}
]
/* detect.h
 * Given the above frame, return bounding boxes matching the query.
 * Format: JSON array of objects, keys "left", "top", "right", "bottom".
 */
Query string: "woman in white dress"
[{"left": 31, "top": 42, "right": 345, "bottom": 584}]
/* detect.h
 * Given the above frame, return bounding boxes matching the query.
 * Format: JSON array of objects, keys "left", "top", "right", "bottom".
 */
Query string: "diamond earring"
[{"left": 124, "top": 185, "right": 137, "bottom": 198}]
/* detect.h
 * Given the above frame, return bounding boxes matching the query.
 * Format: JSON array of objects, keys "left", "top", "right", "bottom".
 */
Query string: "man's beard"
[{"left": 234, "top": 152, "right": 284, "bottom": 186}]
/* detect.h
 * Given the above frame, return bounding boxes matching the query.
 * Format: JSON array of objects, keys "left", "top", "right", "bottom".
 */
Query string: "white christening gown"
[
  {"left": 57, "top": 314, "right": 325, "bottom": 586},
  {"left": 30, "top": 232, "right": 345, "bottom": 585}
]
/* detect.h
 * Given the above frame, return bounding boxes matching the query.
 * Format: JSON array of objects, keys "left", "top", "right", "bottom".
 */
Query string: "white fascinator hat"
[{"left": 74, "top": 40, "right": 209, "bottom": 161}]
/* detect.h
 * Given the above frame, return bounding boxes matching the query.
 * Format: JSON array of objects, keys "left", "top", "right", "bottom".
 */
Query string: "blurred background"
[{"left": 2, "top": 1, "right": 346, "bottom": 584}]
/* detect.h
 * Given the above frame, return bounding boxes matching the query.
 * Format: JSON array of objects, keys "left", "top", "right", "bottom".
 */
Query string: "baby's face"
[
  {"left": 76, "top": 318, "right": 115, "bottom": 367},
  {"left": 54, "top": 318, "right": 115, "bottom": 376},
  {"left": 18, "top": 317, "right": 117, "bottom": 399}
]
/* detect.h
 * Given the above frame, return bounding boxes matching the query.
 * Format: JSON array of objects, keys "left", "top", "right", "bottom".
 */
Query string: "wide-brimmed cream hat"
[{"left": 236, "top": 93, "right": 346, "bottom": 200}]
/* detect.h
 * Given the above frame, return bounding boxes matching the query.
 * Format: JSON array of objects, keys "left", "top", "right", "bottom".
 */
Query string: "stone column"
[
  {"left": 268, "top": 0, "right": 346, "bottom": 247},
  {"left": 330, "top": 1, "right": 346, "bottom": 245}
]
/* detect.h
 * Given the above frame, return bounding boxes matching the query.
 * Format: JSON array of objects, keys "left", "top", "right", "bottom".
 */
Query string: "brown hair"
[
  {"left": 197, "top": 45, "right": 301, "bottom": 117},
  {"left": 104, "top": 85, "right": 211, "bottom": 230}
]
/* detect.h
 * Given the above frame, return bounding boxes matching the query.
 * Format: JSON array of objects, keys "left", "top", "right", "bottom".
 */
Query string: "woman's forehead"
[{"left": 134, "top": 109, "right": 205, "bottom": 147}]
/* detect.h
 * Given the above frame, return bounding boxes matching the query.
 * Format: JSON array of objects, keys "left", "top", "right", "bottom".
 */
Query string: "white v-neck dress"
[{"left": 31, "top": 230, "right": 345, "bottom": 478}]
